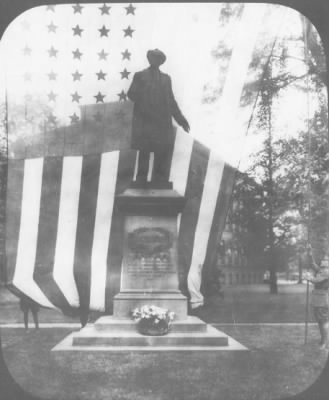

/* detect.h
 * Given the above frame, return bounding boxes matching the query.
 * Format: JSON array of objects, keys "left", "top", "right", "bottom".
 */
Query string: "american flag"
[
  {"left": 3, "top": 3, "right": 237, "bottom": 312},
  {"left": 3, "top": 3, "right": 142, "bottom": 158},
  {"left": 5, "top": 134, "right": 235, "bottom": 312}
]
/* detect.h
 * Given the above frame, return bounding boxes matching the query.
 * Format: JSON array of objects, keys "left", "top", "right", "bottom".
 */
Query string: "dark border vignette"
[{"left": 0, "top": 1, "right": 328, "bottom": 400}]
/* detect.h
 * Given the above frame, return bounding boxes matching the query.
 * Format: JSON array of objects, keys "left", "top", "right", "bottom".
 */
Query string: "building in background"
[{"left": 215, "top": 172, "right": 267, "bottom": 286}]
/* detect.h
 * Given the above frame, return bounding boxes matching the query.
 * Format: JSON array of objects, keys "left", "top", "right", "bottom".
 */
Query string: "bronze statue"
[{"left": 127, "top": 49, "right": 190, "bottom": 185}]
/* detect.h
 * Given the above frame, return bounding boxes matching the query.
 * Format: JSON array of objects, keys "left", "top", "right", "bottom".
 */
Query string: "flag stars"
[
  {"left": 99, "top": 25, "right": 110, "bottom": 37},
  {"left": 72, "top": 3, "right": 83, "bottom": 14},
  {"left": 125, "top": 4, "right": 136, "bottom": 15},
  {"left": 72, "top": 48, "right": 83, "bottom": 60},
  {"left": 99, "top": 3, "right": 111, "bottom": 15},
  {"left": 98, "top": 49, "right": 108, "bottom": 60},
  {"left": 71, "top": 91, "right": 82, "bottom": 103},
  {"left": 121, "top": 49, "right": 131, "bottom": 60},
  {"left": 48, "top": 46, "right": 58, "bottom": 58},
  {"left": 72, "top": 24, "right": 83, "bottom": 36},
  {"left": 48, "top": 71, "right": 57, "bottom": 81},
  {"left": 96, "top": 70, "right": 107, "bottom": 80},
  {"left": 70, "top": 113, "right": 79, "bottom": 124},
  {"left": 120, "top": 68, "right": 130, "bottom": 79},
  {"left": 94, "top": 92, "right": 106, "bottom": 103},
  {"left": 48, "top": 21, "right": 57, "bottom": 33},
  {"left": 123, "top": 25, "right": 134, "bottom": 38},
  {"left": 72, "top": 70, "right": 83, "bottom": 81},
  {"left": 48, "top": 91, "right": 57, "bottom": 102},
  {"left": 118, "top": 90, "right": 127, "bottom": 101}
]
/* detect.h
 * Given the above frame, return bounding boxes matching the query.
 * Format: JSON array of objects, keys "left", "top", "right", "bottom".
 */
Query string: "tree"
[
  {"left": 230, "top": 173, "right": 268, "bottom": 272},
  {"left": 245, "top": 41, "right": 300, "bottom": 294},
  {"left": 205, "top": 6, "right": 329, "bottom": 292},
  {"left": 276, "top": 99, "right": 329, "bottom": 261}
]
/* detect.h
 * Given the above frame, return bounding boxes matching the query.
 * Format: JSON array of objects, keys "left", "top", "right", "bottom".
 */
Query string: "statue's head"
[{"left": 147, "top": 49, "right": 166, "bottom": 67}]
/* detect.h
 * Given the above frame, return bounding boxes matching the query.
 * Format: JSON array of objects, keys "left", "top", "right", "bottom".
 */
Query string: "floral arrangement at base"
[{"left": 131, "top": 305, "right": 175, "bottom": 336}]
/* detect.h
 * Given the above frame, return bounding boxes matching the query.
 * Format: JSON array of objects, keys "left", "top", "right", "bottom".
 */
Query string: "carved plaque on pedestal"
[{"left": 120, "top": 216, "right": 180, "bottom": 292}]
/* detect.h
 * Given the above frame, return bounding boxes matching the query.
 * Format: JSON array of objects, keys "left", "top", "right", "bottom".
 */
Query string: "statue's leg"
[
  {"left": 153, "top": 148, "right": 169, "bottom": 182},
  {"left": 136, "top": 150, "right": 149, "bottom": 181}
]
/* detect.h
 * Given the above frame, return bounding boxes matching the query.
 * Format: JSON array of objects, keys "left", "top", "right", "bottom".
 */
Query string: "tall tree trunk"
[
  {"left": 298, "top": 253, "right": 303, "bottom": 284},
  {"left": 267, "top": 93, "right": 278, "bottom": 294}
]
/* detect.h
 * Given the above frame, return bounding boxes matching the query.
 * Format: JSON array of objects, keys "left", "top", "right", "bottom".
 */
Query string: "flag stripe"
[
  {"left": 133, "top": 151, "right": 139, "bottom": 181},
  {"left": 105, "top": 150, "right": 136, "bottom": 312},
  {"left": 187, "top": 153, "right": 225, "bottom": 291},
  {"left": 6, "top": 145, "right": 236, "bottom": 311},
  {"left": 203, "top": 164, "right": 236, "bottom": 283},
  {"left": 105, "top": 211, "right": 123, "bottom": 313},
  {"left": 6, "top": 159, "right": 24, "bottom": 284},
  {"left": 53, "top": 156, "right": 82, "bottom": 307},
  {"left": 147, "top": 152, "right": 154, "bottom": 182},
  {"left": 73, "top": 154, "right": 101, "bottom": 311},
  {"left": 170, "top": 130, "right": 194, "bottom": 233},
  {"left": 170, "top": 130, "right": 193, "bottom": 196},
  {"left": 177, "top": 142, "right": 210, "bottom": 290},
  {"left": 163, "top": 132, "right": 176, "bottom": 182},
  {"left": 90, "top": 151, "right": 119, "bottom": 311},
  {"left": 13, "top": 158, "right": 54, "bottom": 308},
  {"left": 33, "top": 156, "right": 70, "bottom": 309}
]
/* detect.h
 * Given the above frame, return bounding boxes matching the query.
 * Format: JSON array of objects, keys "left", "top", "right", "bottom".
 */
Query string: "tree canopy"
[{"left": 208, "top": 5, "right": 329, "bottom": 291}]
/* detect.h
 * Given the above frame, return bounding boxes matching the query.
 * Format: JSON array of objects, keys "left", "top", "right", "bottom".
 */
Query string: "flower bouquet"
[{"left": 131, "top": 305, "right": 175, "bottom": 336}]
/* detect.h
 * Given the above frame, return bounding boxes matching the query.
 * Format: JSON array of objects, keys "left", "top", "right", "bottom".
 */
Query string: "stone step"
[
  {"left": 72, "top": 325, "right": 228, "bottom": 347},
  {"left": 113, "top": 292, "right": 188, "bottom": 320},
  {"left": 94, "top": 316, "right": 207, "bottom": 333}
]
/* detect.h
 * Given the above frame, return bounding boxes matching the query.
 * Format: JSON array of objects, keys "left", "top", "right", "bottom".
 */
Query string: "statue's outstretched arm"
[{"left": 169, "top": 78, "right": 190, "bottom": 133}]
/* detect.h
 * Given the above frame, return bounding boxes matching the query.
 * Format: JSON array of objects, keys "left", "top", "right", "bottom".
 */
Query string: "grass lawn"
[
  {"left": 1, "top": 284, "right": 328, "bottom": 400},
  {"left": 1, "top": 325, "right": 328, "bottom": 400},
  {"left": 203, "top": 284, "right": 312, "bottom": 323}
]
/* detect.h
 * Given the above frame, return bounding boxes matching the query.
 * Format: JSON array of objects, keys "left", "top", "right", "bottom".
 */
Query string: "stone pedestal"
[
  {"left": 113, "top": 187, "right": 188, "bottom": 320},
  {"left": 56, "top": 184, "right": 237, "bottom": 350}
]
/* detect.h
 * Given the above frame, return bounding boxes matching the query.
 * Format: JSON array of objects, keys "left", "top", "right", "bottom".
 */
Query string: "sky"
[{"left": 0, "top": 2, "right": 325, "bottom": 168}]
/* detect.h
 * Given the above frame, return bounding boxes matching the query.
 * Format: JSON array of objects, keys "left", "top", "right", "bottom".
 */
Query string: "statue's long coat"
[{"left": 127, "top": 67, "right": 186, "bottom": 152}]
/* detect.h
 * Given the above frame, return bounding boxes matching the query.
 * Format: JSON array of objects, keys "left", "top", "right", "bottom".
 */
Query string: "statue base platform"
[
  {"left": 113, "top": 291, "right": 188, "bottom": 320},
  {"left": 130, "top": 180, "right": 173, "bottom": 190},
  {"left": 51, "top": 316, "right": 248, "bottom": 351}
]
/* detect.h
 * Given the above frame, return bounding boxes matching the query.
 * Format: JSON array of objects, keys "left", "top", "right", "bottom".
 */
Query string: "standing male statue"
[{"left": 127, "top": 49, "right": 190, "bottom": 185}]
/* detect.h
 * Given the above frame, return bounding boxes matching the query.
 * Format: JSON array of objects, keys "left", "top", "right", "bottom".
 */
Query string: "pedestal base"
[
  {"left": 52, "top": 316, "right": 248, "bottom": 351},
  {"left": 130, "top": 180, "right": 173, "bottom": 190},
  {"left": 113, "top": 292, "right": 188, "bottom": 320},
  {"left": 58, "top": 316, "right": 231, "bottom": 349}
]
